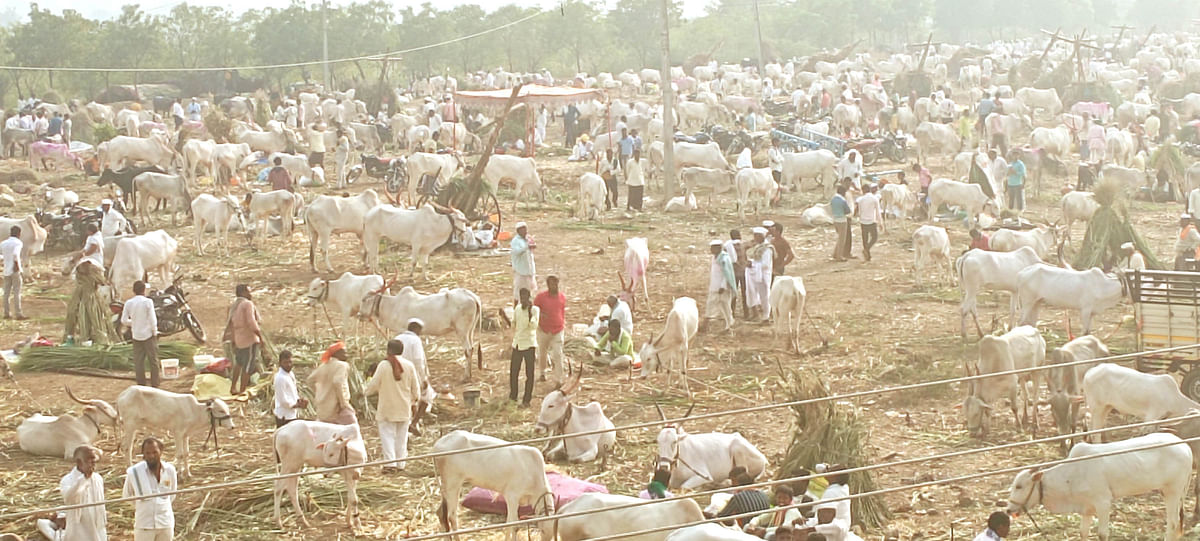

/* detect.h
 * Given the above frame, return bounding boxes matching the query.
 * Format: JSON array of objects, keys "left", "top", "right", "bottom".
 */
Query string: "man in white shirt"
[
  {"left": 395, "top": 318, "right": 434, "bottom": 435},
  {"left": 33, "top": 111, "right": 49, "bottom": 138},
  {"left": 625, "top": 150, "right": 645, "bottom": 211},
  {"left": 170, "top": 99, "right": 185, "bottom": 129},
  {"left": 987, "top": 149, "right": 1008, "bottom": 207},
  {"left": 1120, "top": 242, "right": 1147, "bottom": 272},
  {"left": 1, "top": 226, "right": 24, "bottom": 319},
  {"left": 365, "top": 339, "right": 420, "bottom": 473},
  {"left": 121, "top": 281, "right": 159, "bottom": 387},
  {"left": 855, "top": 185, "right": 882, "bottom": 261},
  {"left": 836, "top": 150, "right": 864, "bottom": 190},
  {"left": 768, "top": 139, "right": 784, "bottom": 184},
  {"left": 273, "top": 350, "right": 307, "bottom": 427},
  {"left": 4, "top": 112, "right": 21, "bottom": 130},
  {"left": 1188, "top": 185, "right": 1200, "bottom": 218},
  {"left": 77, "top": 224, "right": 104, "bottom": 272},
  {"left": 47, "top": 444, "right": 107, "bottom": 541},
  {"left": 606, "top": 295, "right": 633, "bottom": 335},
  {"left": 123, "top": 437, "right": 177, "bottom": 541},
  {"left": 100, "top": 199, "right": 129, "bottom": 237}
]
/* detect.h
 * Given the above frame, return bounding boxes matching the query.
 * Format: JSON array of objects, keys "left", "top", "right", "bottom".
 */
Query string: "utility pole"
[
  {"left": 752, "top": 0, "right": 766, "bottom": 71},
  {"left": 659, "top": 0, "right": 675, "bottom": 200},
  {"left": 322, "top": 0, "right": 330, "bottom": 90}
]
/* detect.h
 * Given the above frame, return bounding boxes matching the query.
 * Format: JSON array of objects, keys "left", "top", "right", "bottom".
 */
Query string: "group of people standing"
[{"left": 707, "top": 221, "right": 795, "bottom": 330}]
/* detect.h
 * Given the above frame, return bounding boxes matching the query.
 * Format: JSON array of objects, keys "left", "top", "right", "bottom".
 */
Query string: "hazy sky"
[{"left": 11, "top": 0, "right": 713, "bottom": 21}]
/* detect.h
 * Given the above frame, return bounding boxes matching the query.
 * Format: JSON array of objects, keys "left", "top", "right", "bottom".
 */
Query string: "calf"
[
  {"left": 799, "top": 203, "right": 834, "bottom": 227},
  {"left": 639, "top": 297, "right": 700, "bottom": 397},
  {"left": 1045, "top": 335, "right": 1110, "bottom": 442},
  {"left": 116, "top": 385, "right": 234, "bottom": 477},
  {"left": 181, "top": 138, "right": 217, "bottom": 184},
  {"left": 36, "top": 184, "right": 79, "bottom": 210},
  {"left": 1006, "top": 432, "right": 1191, "bottom": 541},
  {"left": 434, "top": 430, "right": 555, "bottom": 541},
  {"left": 244, "top": 189, "right": 299, "bottom": 243},
  {"left": 1060, "top": 190, "right": 1099, "bottom": 243},
  {"left": 663, "top": 192, "right": 698, "bottom": 213},
  {"left": 912, "top": 225, "right": 954, "bottom": 286},
  {"left": 655, "top": 405, "right": 768, "bottom": 490},
  {"left": 769, "top": 276, "right": 807, "bottom": 353},
  {"left": 544, "top": 493, "right": 704, "bottom": 541},
  {"left": 1082, "top": 363, "right": 1200, "bottom": 442},
  {"left": 735, "top": 167, "right": 779, "bottom": 221},
  {"left": 97, "top": 166, "right": 167, "bottom": 208},
  {"left": 192, "top": 194, "right": 247, "bottom": 256},
  {"left": 961, "top": 325, "right": 1045, "bottom": 437},
  {"left": 108, "top": 230, "right": 178, "bottom": 295},
  {"left": 955, "top": 247, "right": 1042, "bottom": 338},
  {"left": 535, "top": 371, "right": 616, "bottom": 465},
  {"left": 132, "top": 172, "right": 191, "bottom": 225},
  {"left": 273, "top": 420, "right": 366, "bottom": 530},
  {"left": 577, "top": 172, "right": 607, "bottom": 221}
]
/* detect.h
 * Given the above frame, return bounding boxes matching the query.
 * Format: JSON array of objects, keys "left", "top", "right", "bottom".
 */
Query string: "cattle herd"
[{"left": 4, "top": 22, "right": 1200, "bottom": 541}]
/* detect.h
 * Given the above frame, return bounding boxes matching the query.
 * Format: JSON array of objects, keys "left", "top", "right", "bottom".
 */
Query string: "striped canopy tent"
[{"left": 454, "top": 85, "right": 605, "bottom": 155}]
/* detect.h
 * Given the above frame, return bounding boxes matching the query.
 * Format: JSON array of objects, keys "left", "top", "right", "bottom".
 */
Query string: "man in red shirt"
[
  {"left": 267, "top": 156, "right": 293, "bottom": 192},
  {"left": 969, "top": 228, "right": 990, "bottom": 251},
  {"left": 533, "top": 275, "right": 566, "bottom": 385}
]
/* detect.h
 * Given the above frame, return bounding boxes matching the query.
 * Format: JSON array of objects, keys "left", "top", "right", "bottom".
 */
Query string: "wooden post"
[
  {"left": 452, "top": 84, "right": 524, "bottom": 216},
  {"left": 752, "top": 0, "right": 766, "bottom": 72},
  {"left": 660, "top": 0, "right": 676, "bottom": 199}
]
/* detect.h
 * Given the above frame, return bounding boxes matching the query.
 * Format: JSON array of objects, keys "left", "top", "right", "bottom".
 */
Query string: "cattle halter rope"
[
  {"left": 202, "top": 407, "right": 232, "bottom": 451},
  {"left": 306, "top": 279, "right": 342, "bottom": 339},
  {"left": 659, "top": 428, "right": 715, "bottom": 483},
  {"left": 1007, "top": 473, "right": 1044, "bottom": 534}
]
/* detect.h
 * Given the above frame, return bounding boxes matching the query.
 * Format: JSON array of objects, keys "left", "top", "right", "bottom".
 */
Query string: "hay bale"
[{"left": 0, "top": 194, "right": 14, "bottom": 207}]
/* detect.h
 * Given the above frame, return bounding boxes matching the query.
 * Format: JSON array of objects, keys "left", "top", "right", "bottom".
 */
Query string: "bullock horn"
[
  {"left": 683, "top": 402, "right": 696, "bottom": 419},
  {"left": 65, "top": 386, "right": 90, "bottom": 406},
  {"left": 654, "top": 402, "right": 667, "bottom": 421},
  {"left": 561, "top": 367, "right": 583, "bottom": 395},
  {"left": 616, "top": 272, "right": 627, "bottom": 291}
]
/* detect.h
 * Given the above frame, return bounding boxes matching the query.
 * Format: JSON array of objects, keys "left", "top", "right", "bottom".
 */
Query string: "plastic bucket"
[
  {"left": 463, "top": 389, "right": 481, "bottom": 408},
  {"left": 161, "top": 358, "right": 180, "bottom": 379}
]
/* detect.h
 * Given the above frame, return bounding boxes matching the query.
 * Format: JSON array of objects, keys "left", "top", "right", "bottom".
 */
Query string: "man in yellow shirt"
[
  {"left": 365, "top": 339, "right": 420, "bottom": 474},
  {"left": 510, "top": 288, "right": 540, "bottom": 406}
]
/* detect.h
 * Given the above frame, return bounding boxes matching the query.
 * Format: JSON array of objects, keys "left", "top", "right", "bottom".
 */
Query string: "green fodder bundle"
[
  {"left": 1073, "top": 179, "right": 1163, "bottom": 270},
  {"left": 778, "top": 371, "right": 890, "bottom": 529},
  {"left": 17, "top": 342, "right": 197, "bottom": 372}
]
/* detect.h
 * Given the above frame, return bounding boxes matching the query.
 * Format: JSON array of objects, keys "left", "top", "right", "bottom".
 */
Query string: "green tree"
[{"left": 608, "top": 0, "right": 681, "bottom": 68}]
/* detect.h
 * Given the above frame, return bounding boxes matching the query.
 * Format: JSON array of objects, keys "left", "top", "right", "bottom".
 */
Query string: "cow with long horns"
[{"left": 534, "top": 366, "right": 616, "bottom": 467}]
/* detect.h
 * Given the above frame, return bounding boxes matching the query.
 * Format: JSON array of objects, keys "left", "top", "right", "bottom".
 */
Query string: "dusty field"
[{"left": 0, "top": 120, "right": 1195, "bottom": 541}]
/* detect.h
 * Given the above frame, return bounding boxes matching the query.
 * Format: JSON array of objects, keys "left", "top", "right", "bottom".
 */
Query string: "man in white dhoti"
[
  {"left": 40, "top": 445, "right": 107, "bottom": 541},
  {"left": 745, "top": 227, "right": 774, "bottom": 322},
  {"left": 706, "top": 240, "right": 737, "bottom": 332}
]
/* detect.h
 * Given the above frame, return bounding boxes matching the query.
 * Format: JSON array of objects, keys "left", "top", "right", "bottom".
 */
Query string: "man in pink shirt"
[
  {"left": 532, "top": 275, "right": 567, "bottom": 385},
  {"left": 224, "top": 284, "right": 263, "bottom": 395}
]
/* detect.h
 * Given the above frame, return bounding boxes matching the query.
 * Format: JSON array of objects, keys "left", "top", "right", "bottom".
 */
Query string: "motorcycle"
[
  {"left": 110, "top": 275, "right": 205, "bottom": 344},
  {"left": 851, "top": 133, "right": 907, "bottom": 166},
  {"left": 346, "top": 154, "right": 407, "bottom": 192}
]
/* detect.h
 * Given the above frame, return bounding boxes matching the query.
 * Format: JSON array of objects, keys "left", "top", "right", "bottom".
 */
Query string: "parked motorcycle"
[
  {"left": 346, "top": 153, "right": 407, "bottom": 193},
  {"left": 852, "top": 133, "right": 907, "bottom": 166},
  {"left": 37, "top": 202, "right": 136, "bottom": 251},
  {"left": 110, "top": 275, "right": 205, "bottom": 343}
]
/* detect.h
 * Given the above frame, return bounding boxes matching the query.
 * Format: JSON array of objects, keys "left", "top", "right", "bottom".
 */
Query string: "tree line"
[{"left": 0, "top": 0, "right": 1194, "bottom": 106}]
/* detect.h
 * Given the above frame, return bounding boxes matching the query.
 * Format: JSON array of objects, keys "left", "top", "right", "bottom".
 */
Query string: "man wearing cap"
[
  {"left": 1119, "top": 242, "right": 1146, "bottom": 272},
  {"left": 724, "top": 230, "right": 749, "bottom": 319},
  {"left": 533, "top": 275, "right": 567, "bottom": 385},
  {"left": 100, "top": 199, "right": 129, "bottom": 237},
  {"left": 308, "top": 342, "right": 357, "bottom": 425},
  {"left": 510, "top": 222, "right": 536, "bottom": 304},
  {"left": 766, "top": 221, "right": 795, "bottom": 280},
  {"left": 395, "top": 318, "right": 433, "bottom": 435},
  {"left": 707, "top": 240, "right": 737, "bottom": 332},
  {"left": 365, "top": 339, "right": 420, "bottom": 473},
  {"left": 1176, "top": 214, "right": 1200, "bottom": 271},
  {"left": 745, "top": 227, "right": 775, "bottom": 322}
]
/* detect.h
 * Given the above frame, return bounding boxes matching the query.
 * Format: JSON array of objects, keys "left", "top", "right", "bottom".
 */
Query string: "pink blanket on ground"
[{"left": 460, "top": 471, "right": 608, "bottom": 517}]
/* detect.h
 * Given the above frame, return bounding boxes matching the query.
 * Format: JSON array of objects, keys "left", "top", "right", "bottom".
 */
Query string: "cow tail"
[
  {"left": 954, "top": 252, "right": 966, "bottom": 283},
  {"left": 303, "top": 206, "right": 316, "bottom": 268},
  {"left": 473, "top": 296, "right": 484, "bottom": 370}
]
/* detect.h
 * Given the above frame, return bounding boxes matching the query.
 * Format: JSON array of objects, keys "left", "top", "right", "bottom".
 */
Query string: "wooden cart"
[{"left": 1129, "top": 269, "right": 1200, "bottom": 401}]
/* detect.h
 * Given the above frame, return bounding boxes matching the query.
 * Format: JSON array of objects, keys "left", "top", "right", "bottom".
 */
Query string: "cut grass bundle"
[
  {"left": 778, "top": 370, "right": 891, "bottom": 530},
  {"left": 16, "top": 342, "right": 197, "bottom": 372},
  {"left": 1073, "top": 179, "right": 1163, "bottom": 270}
]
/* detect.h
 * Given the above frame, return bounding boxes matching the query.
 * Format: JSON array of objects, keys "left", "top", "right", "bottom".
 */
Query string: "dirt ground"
[{"left": 0, "top": 116, "right": 1196, "bottom": 541}]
